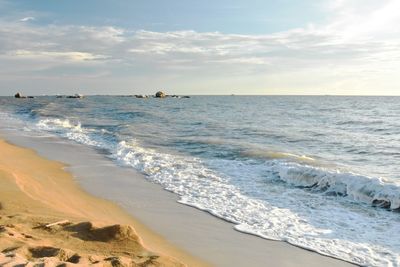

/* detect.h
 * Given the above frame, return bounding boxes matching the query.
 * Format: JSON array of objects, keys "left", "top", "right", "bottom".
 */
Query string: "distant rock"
[
  {"left": 135, "top": 95, "right": 148, "bottom": 98},
  {"left": 14, "top": 92, "right": 26, "bottom": 98},
  {"left": 155, "top": 91, "right": 166, "bottom": 98},
  {"left": 67, "top": 94, "right": 84, "bottom": 99},
  {"left": 170, "top": 95, "right": 190, "bottom": 99}
]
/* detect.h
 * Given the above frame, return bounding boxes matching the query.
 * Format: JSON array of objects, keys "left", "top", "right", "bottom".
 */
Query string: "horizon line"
[{"left": 2, "top": 94, "right": 400, "bottom": 97}]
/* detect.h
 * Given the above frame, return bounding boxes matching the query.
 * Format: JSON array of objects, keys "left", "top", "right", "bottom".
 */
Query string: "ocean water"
[{"left": 0, "top": 95, "right": 399, "bottom": 266}]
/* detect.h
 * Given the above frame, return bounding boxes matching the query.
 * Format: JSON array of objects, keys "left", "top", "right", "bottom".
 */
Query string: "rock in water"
[
  {"left": 67, "top": 94, "right": 84, "bottom": 99},
  {"left": 14, "top": 93, "right": 32, "bottom": 98},
  {"left": 135, "top": 94, "right": 148, "bottom": 98},
  {"left": 14, "top": 92, "right": 23, "bottom": 98},
  {"left": 155, "top": 91, "right": 166, "bottom": 98}
]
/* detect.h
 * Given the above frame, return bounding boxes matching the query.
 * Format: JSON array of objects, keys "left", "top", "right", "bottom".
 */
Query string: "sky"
[{"left": 0, "top": 0, "right": 399, "bottom": 95}]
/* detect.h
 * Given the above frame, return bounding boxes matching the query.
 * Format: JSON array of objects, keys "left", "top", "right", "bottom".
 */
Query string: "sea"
[{"left": 0, "top": 95, "right": 399, "bottom": 267}]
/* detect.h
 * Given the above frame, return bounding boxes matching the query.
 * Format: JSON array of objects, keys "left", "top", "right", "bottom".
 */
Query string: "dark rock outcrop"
[
  {"left": 135, "top": 95, "right": 148, "bottom": 98},
  {"left": 67, "top": 94, "right": 84, "bottom": 99},
  {"left": 14, "top": 92, "right": 26, "bottom": 98},
  {"left": 155, "top": 91, "right": 166, "bottom": 98}
]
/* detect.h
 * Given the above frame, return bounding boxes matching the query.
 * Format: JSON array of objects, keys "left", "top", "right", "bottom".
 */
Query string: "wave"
[
  {"left": 28, "top": 116, "right": 400, "bottom": 266},
  {"left": 270, "top": 162, "right": 400, "bottom": 210},
  {"left": 36, "top": 118, "right": 103, "bottom": 147},
  {"left": 240, "top": 149, "right": 316, "bottom": 163},
  {"left": 177, "top": 138, "right": 317, "bottom": 163},
  {"left": 35, "top": 118, "right": 400, "bottom": 211},
  {"left": 37, "top": 118, "right": 82, "bottom": 130}
]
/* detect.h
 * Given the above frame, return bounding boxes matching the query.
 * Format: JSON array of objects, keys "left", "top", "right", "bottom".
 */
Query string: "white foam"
[
  {"left": 36, "top": 118, "right": 102, "bottom": 147},
  {"left": 271, "top": 161, "right": 400, "bottom": 210},
  {"left": 115, "top": 141, "right": 400, "bottom": 267}
]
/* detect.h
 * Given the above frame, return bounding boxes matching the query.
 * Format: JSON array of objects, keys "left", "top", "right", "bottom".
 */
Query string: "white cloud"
[
  {"left": 19, "top": 16, "right": 35, "bottom": 22},
  {"left": 324, "top": 0, "right": 400, "bottom": 39},
  {"left": 79, "top": 26, "right": 126, "bottom": 44},
  {"left": 13, "top": 50, "right": 108, "bottom": 62}
]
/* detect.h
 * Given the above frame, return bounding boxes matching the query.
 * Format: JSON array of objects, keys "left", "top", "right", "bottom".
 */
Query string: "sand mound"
[
  {"left": 90, "top": 224, "right": 138, "bottom": 242},
  {"left": 0, "top": 215, "right": 183, "bottom": 267},
  {"left": 64, "top": 222, "right": 139, "bottom": 242}
]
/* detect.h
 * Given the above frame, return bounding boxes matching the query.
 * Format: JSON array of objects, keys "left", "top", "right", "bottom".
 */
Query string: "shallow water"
[{"left": 1, "top": 95, "right": 399, "bottom": 266}]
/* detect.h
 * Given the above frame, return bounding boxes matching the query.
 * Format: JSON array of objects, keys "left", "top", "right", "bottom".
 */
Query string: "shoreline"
[
  {"left": 0, "top": 128, "right": 356, "bottom": 267},
  {"left": 0, "top": 138, "right": 207, "bottom": 266}
]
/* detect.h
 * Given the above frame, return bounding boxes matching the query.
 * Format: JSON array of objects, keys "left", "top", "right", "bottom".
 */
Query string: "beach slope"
[{"left": 0, "top": 139, "right": 202, "bottom": 266}]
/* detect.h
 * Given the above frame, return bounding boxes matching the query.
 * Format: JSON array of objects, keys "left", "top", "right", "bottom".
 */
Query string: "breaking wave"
[{"left": 270, "top": 162, "right": 400, "bottom": 210}]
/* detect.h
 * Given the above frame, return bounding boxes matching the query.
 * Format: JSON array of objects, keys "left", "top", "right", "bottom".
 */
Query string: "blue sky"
[
  {"left": 5, "top": 0, "right": 326, "bottom": 33},
  {"left": 0, "top": 0, "right": 399, "bottom": 95}
]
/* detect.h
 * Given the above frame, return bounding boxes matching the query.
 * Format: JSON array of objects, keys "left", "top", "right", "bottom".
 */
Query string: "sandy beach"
[{"left": 0, "top": 138, "right": 206, "bottom": 266}]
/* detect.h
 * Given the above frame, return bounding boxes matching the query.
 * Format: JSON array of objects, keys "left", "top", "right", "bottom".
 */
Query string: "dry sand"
[{"left": 0, "top": 139, "right": 207, "bottom": 267}]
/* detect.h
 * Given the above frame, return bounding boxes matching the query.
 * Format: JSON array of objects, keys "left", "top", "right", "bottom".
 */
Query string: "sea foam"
[{"left": 270, "top": 161, "right": 400, "bottom": 210}]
